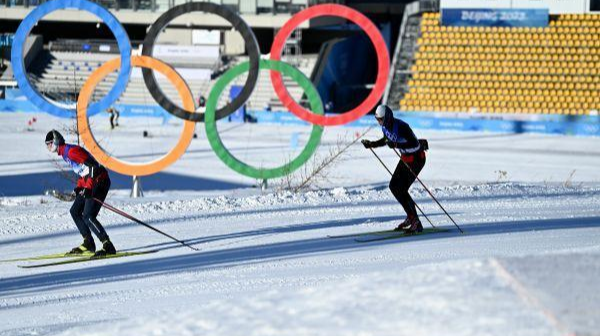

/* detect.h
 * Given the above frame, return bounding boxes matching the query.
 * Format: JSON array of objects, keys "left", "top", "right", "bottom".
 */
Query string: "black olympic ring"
[{"left": 141, "top": 2, "right": 260, "bottom": 122}]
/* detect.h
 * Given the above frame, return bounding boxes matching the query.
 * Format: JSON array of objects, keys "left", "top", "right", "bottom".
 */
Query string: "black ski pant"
[
  {"left": 70, "top": 178, "right": 111, "bottom": 242},
  {"left": 389, "top": 151, "right": 426, "bottom": 218},
  {"left": 109, "top": 112, "right": 119, "bottom": 129}
]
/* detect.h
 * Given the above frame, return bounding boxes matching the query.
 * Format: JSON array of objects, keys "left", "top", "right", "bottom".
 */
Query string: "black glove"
[
  {"left": 386, "top": 139, "right": 397, "bottom": 148},
  {"left": 418, "top": 139, "right": 429, "bottom": 151},
  {"left": 82, "top": 188, "right": 92, "bottom": 199},
  {"left": 73, "top": 187, "right": 83, "bottom": 197},
  {"left": 361, "top": 139, "right": 373, "bottom": 149}
]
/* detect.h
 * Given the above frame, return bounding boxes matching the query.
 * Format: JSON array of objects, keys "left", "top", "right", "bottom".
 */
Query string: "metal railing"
[{"left": 383, "top": 0, "right": 439, "bottom": 107}]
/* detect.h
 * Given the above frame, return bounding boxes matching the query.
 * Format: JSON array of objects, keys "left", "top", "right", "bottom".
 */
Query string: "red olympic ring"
[{"left": 269, "top": 4, "right": 390, "bottom": 127}]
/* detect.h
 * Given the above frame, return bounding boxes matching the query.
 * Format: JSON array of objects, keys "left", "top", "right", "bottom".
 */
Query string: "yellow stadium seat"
[{"left": 405, "top": 17, "right": 600, "bottom": 115}]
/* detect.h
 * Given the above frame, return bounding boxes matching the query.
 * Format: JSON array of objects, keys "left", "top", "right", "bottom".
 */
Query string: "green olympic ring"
[{"left": 205, "top": 59, "right": 324, "bottom": 179}]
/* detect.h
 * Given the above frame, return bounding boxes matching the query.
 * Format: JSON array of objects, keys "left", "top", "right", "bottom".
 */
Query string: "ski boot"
[
  {"left": 67, "top": 236, "right": 95, "bottom": 255},
  {"left": 404, "top": 217, "right": 423, "bottom": 234},
  {"left": 393, "top": 217, "right": 413, "bottom": 231},
  {"left": 93, "top": 240, "right": 117, "bottom": 258}
]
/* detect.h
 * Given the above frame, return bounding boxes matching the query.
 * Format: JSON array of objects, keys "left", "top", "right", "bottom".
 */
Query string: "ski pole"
[
  {"left": 368, "top": 148, "right": 436, "bottom": 229},
  {"left": 391, "top": 148, "right": 464, "bottom": 234},
  {"left": 94, "top": 198, "right": 200, "bottom": 251}
]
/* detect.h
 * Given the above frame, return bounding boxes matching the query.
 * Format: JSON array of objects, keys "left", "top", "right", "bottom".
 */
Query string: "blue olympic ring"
[{"left": 11, "top": 0, "right": 132, "bottom": 118}]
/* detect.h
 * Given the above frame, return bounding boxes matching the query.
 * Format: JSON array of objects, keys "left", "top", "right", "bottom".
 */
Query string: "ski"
[
  {"left": 1, "top": 251, "right": 94, "bottom": 263},
  {"left": 354, "top": 228, "right": 450, "bottom": 243},
  {"left": 327, "top": 229, "right": 399, "bottom": 239},
  {"left": 18, "top": 250, "right": 158, "bottom": 268}
]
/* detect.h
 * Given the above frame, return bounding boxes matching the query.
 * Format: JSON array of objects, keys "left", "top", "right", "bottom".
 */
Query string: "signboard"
[
  {"left": 441, "top": 8, "right": 549, "bottom": 27},
  {"left": 154, "top": 44, "right": 219, "bottom": 59},
  {"left": 192, "top": 30, "right": 221, "bottom": 45}
]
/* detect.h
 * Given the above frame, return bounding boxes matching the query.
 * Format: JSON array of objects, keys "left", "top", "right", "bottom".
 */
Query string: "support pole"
[{"left": 131, "top": 175, "right": 144, "bottom": 198}]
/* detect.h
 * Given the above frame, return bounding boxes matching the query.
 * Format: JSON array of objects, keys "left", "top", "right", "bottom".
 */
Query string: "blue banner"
[
  {"left": 441, "top": 8, "right": 549, "bottom": 27},
  {"left": 0, "top": 34, "right": 13, "bottom": 47},
  {"left": 228, "top": 85, "right": 246, "bottom": 122},
  {"left": 0, "top": 99, "right": 43, "bottom": 113},
  {"left": 112, "top": 104, "right": 171, "bottom": 118},
  {"left": 0, "top": 93, "right": 171, "bottom": 119},
  {"left": 5, "top": 88, "right": 27, "bottom": 100},
  {"left": 1, "top": 101, "right": 598, "bottom": 137},
  {"left": 246, "top": 110, "right": 600, "bottom": 137},
  {"left": 1, "top": 88, "right": 107, "bottom": 118}
]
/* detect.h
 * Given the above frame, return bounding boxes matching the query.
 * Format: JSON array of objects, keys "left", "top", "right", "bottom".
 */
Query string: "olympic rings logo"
[{"left": 12, "top": 0, "right": 389, "bottom": 179}]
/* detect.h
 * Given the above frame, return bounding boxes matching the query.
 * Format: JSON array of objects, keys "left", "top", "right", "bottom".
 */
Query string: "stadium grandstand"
[
  {"left": 25, "top": 46, "right": 317, "bottom": 111},
  {"left": 400, "top": 12, "right": 600, "bottom": 115}
]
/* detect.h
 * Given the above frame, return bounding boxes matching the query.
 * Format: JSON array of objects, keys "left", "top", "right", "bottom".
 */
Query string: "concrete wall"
[
  {"left": 2, "top": 35, "right": 43, "bottom": 81},
  {"left": 223, "top": 31, "right": 245, "bottom": 55}
]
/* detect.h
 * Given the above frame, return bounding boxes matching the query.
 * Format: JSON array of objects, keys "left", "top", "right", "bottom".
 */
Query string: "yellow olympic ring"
[{"left": 77, "top": 55, "right": 196, "bottom": 176}]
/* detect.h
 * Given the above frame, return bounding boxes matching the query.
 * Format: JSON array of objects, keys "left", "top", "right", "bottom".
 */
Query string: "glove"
[
  {"left": 418, "top": 139, "right": 429, "bottom": 151},
  {"left": 82, "top": 188, "right": 93, "bottom": 199},
  {"left": 386, "top": 139, "right": 397, "bottom": 148},
  {"left": 361, "top": 139, "right": 373, "bottom": 149},
  {"left": 73, "top": 187, "right": 83, "bottom": 197}
]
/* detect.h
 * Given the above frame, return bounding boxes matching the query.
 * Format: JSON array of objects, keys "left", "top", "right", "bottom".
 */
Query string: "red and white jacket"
[{"left": 57, "top": 144, "right": 109, "bottom": 190}]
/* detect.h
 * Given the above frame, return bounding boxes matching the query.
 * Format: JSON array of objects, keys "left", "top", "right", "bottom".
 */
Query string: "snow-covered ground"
[{"left": 0, "top": 113, "right": 599, "bottom": 336}]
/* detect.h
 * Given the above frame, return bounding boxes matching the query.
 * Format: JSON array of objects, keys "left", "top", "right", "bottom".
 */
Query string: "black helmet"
[{"left": 45, "top": 130, "right": 65, "bottom": 146}]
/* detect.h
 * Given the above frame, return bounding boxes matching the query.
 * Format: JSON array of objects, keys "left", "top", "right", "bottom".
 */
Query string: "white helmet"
[{"left": 375, "top": 105, "right": 390, "bottom": 119}]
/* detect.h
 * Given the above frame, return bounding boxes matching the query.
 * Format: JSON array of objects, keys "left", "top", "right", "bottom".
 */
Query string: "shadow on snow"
[
  {"left": 1, "top": 215, "right": 599, "bottom": 299},
  {"left": 0, "top": 171, "right": 248, "bottom": 197}
]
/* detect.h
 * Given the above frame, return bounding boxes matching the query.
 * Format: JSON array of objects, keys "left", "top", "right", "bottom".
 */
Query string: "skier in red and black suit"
[
  {"left": 361, "top": 105, "right": 427, "bottom": 233},
  {"left": 45, "top": 130, "right": 116, "bottom": 257}
]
